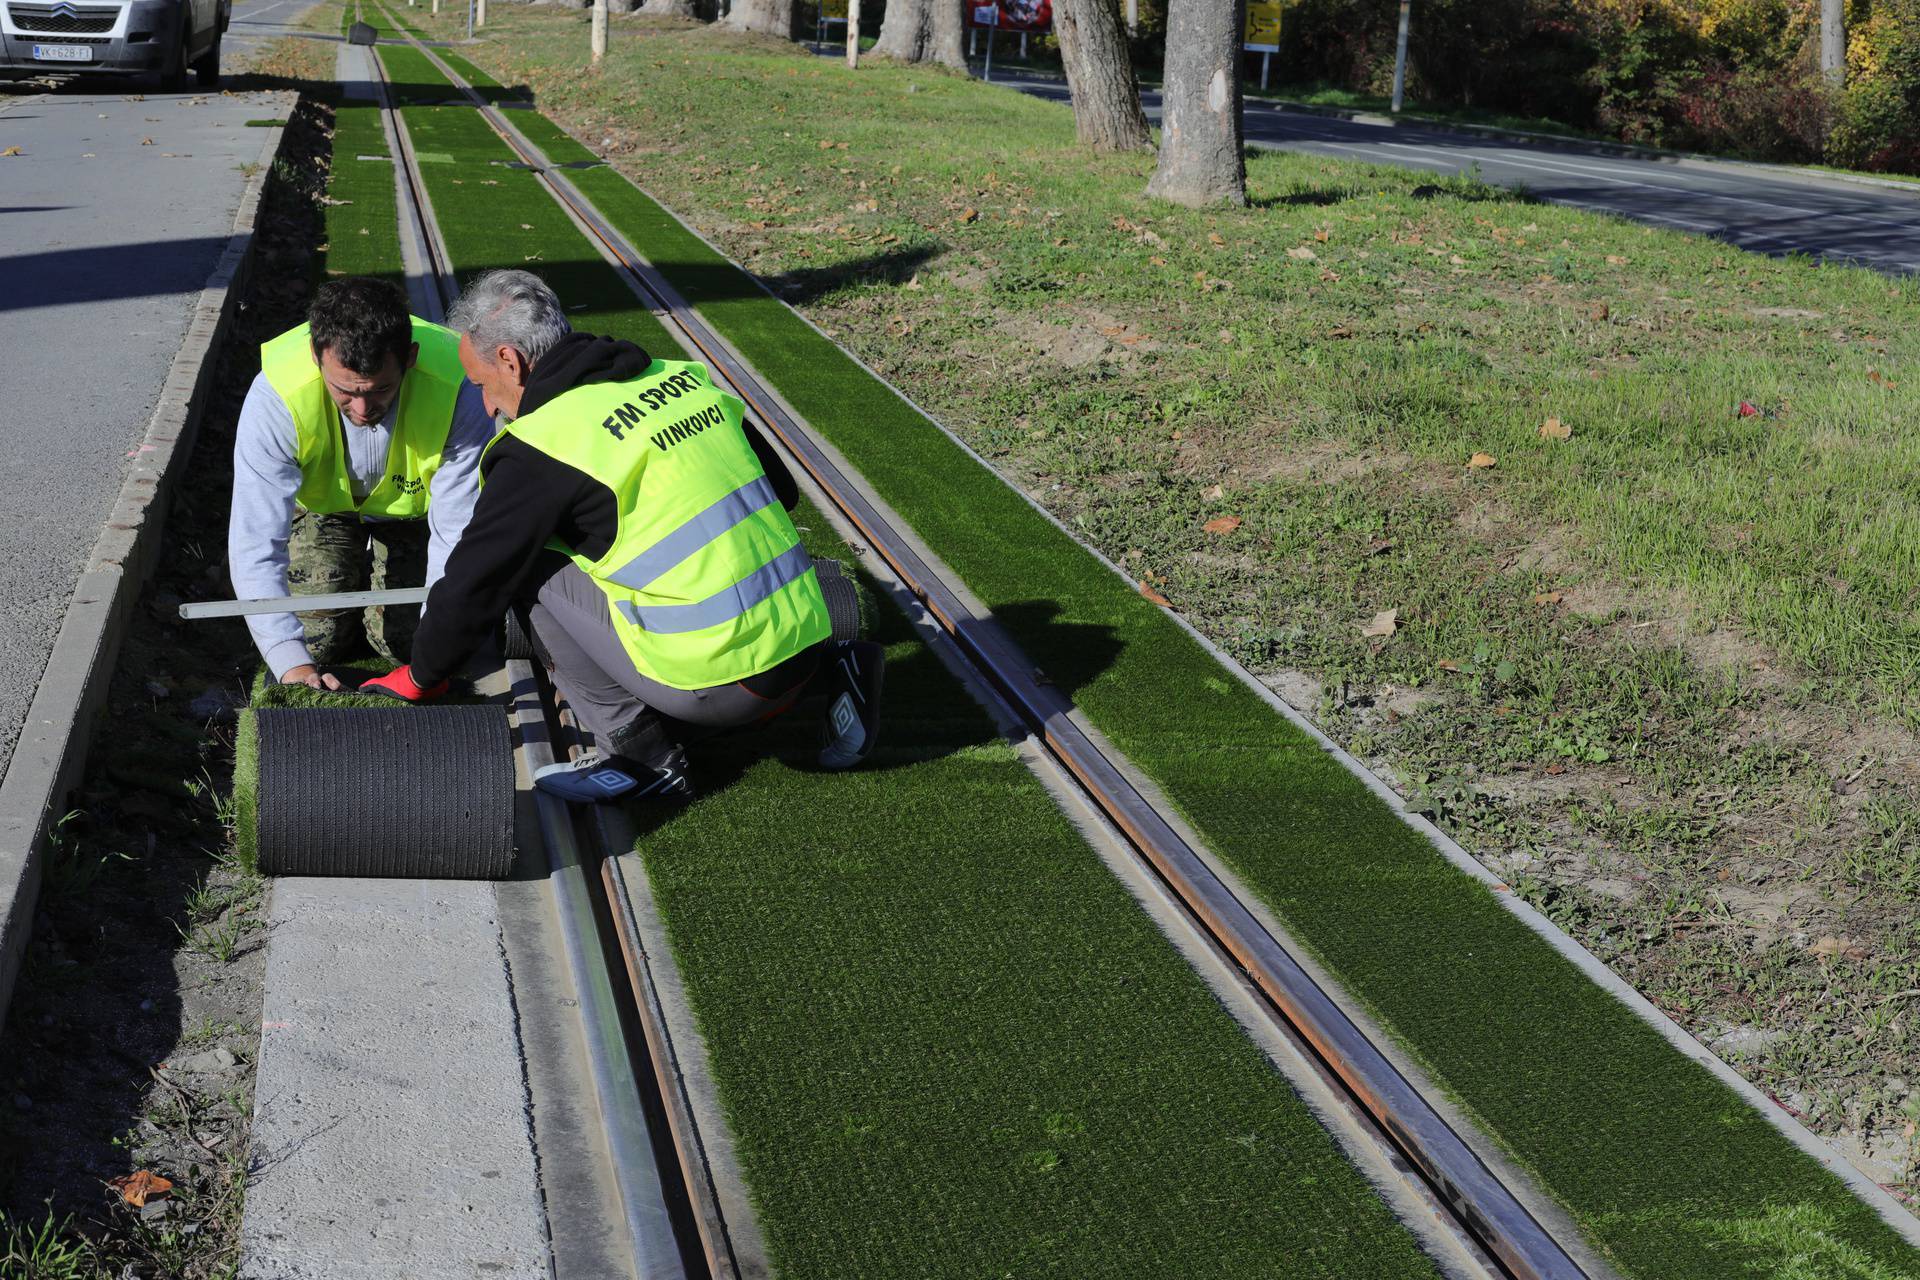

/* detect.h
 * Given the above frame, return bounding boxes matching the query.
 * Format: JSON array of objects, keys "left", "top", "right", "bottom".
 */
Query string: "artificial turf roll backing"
[{"left": 431, "top": 86, "right": 1920, "bottom": 1280}]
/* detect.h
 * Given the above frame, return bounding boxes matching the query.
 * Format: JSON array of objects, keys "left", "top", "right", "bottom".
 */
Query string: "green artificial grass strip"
[
  {"left": 233, "top": 709, "right": 259, "bottom": 873},
  {"left": 322, "top": 89, "right": 402, "bottom": 283},
  {"left": 374, "top": 47, "right": 681, "bottom": 357},
  {"left": 245, "top": 117, "right": 289, "bottom": 127},
  {"left": 532, "top": 146, "right": 1920, "bottom": 1278},
  {"left": 628, "top": 501, "right": 1445, "bottom": 1279}
]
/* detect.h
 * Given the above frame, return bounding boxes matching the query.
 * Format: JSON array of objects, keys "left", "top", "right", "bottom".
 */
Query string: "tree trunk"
[
  {"left": 639, "top": 0, "right": 698, "bottom": 15},
  {"left": 1146, "top": 0, "right": 1245, "bottom": 205},
  {"left": 872, "top": 0, "right": 964, "bottom": 69},
  {"left": 724, "top": 0, "right": 790, "bottom": 36},
  {"left": 1821, "top": 0, "right": 1845, "bottom": 87},
  {"left": 1054, "top": 0, "right": 1149, "bottom": 151}
]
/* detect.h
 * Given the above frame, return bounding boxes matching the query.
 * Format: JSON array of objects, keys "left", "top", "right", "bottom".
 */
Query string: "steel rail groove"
[
  {"left": 371, "top": 23, "right": 1592, "bottom": 1280},
  {"left": 368, "top": 42, "right": 701, "bottom": 1279}
]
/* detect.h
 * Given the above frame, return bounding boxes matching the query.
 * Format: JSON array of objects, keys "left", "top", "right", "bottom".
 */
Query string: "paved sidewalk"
[{"left": 0, "top": 0, "right": 313, "bottom": 775}]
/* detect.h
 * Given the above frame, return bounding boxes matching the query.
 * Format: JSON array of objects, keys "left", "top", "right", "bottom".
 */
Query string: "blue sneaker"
[{"left": 533, "top": 747, "right": 693, "bottom": 804}]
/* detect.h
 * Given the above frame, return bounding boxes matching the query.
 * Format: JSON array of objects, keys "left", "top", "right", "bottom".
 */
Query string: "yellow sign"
[{"left": 1244, "top": 0, "right": 1281, "bottom": 49}]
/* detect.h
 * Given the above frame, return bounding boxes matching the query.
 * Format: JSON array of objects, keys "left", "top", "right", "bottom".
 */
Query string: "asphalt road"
[
  {"left": 0, "top": 0, "right": 312, "bottom": 773},
  {"left": 996, "top": 72, "right": 1920, "bottom": 275}
]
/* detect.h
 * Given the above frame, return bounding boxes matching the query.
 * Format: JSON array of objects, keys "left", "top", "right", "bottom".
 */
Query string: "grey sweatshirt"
[{"left": 227, "top": 371, "right": 495, "bottom": 679}]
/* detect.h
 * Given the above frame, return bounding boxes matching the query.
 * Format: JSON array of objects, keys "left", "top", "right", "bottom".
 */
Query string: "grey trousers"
[{"left": 529, "top": 556, "right": 811, "bottom": 750}]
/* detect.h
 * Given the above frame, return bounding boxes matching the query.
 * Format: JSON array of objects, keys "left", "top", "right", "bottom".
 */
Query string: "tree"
[
  {"left": 1054, "top": 0, "right": 1151, "bottom": 150},
  {"left": 872, "top": 0, "right": 965, "bottom": 69},
  {"left": 724, "top": 0, "right": 791, "bottom": 36},
  {"left": 639, "top": 0, "right": 700, "bottom": 15},
  {"left": 1146, "top": 0, "right": 1246, "bottom": 205}
]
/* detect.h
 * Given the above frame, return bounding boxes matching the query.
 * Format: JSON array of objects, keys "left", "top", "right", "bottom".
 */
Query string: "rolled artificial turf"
[
  {"left": 382, "top": 42, "right": 1920, "bottom": 1279},
  {"left": 366, "top": 42, "right": 1464, "bottom": 1278}
]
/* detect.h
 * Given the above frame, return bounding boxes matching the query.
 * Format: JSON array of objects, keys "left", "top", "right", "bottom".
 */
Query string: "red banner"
[{"left": 968, "top": 0, "right": 1052, "bottom": 31}]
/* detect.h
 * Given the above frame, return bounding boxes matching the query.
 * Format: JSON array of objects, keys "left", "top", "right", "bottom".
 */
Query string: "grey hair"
[{"left": 447, "top": 269, "right": 572, "bottom": 369}]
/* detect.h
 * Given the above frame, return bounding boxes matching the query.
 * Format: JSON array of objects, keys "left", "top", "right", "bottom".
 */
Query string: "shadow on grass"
[{"left": 755, "top": 244, "right": 943, "bottom": 305}]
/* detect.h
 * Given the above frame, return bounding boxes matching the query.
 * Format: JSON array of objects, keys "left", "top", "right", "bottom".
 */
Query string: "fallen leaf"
[
  {"left": 1140, "top": 229, "right": 1166, "bottom": 248},
  {"left": 1533, "top": 590, "right": 1564, "bottom": 606},
  {"left": 140, "top": 137, "right": 154, "bottom": 146},
  {"left": 1149, "top": 255, "right": 1168, "bottom": 266},
  {"left": 1868, "top": 368, "right": 1898, "bottom": 389},
  {"left": 0, "top": 146, "right": 20, "bottom": 157},
  {"left": 1807, "top": 934, "right": 1869, "bottom": 962},
  {"left": 519, "top": 223, "right": 533, "bottom": 230},
  {"left": 1436, "top": 658, "right": 1461, "bottom": 671},
  {"left": 1207, "top": 232, "right": 1225, "bottom": 248},
  {"left": 817, "top": 138, "right": 835, "bottom": 150},
  {"left": 1360, "top": 609, "right": 1398, "bottom": 639},
  {"left": 957, "top": 207, "right": 978, "bottom": 225},
  {"left": 903, "top": 274, "right": 922, "bottom": 290},
  {"left": 1466, "top": 452, "right": 1497, "bottom": 469},
  {"left": 1138, "top": 580, "right": 1172, "bottom": 607},
  {"left": 1736, "top": 400, "right": 1760, "bottom": 417},
  {"left": 110, "top": 1170, "right": 173, "bottom": 1208},
  {"left": 1314, "top": 228, "right": 1330, "bottom": 243},
  {"left": 1286, "top": 245, "right": 1318, "bottom": 261},
  {"left": 1449, "top": 253, "right": 1466, "bottom": 265},
  {"left": 1319, "top": 268, "right": 1341, "bottom": 282},
  {"left": 1200, "top": 483, "right": 1225, "bottom": 501},
  {"left": 1589, "top": 303, "right": 1609, "bottom": 321},
  {"left": 1544, "top": 762, "right": 1568, "bottom": 776},
  {"left": 1605, "top": 254, "right": 1627, "bottom": 265},
  {"left": 1202, "top": 515, "right": 1242, "bottom": 535},
  {"left": 1368, "top": 538, "right": 1394, "bottom": 556},
  {"left": 1539, "top": 417, "right": 1572, "bottom": 440}
]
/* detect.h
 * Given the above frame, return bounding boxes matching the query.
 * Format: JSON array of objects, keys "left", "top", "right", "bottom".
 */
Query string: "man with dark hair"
[
  {"left": 229, "top": 277, "right": 493, "bottom": 688},
  {"left": 361, "top": 269, "right": 885, "bottom": 802}
]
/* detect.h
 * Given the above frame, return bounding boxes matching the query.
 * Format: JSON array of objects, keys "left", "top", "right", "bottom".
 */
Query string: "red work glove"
[{"left": 360, "top": 665, "right": 449, "bottom": 703}]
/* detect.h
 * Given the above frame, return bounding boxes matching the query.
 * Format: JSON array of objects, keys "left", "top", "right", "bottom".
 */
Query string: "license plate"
[{"left": 31, "top": 44, "right": 93, "bottom": 62}]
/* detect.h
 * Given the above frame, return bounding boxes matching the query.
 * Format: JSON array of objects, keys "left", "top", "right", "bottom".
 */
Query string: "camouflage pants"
[{"left": 288, "top": 510, "right": 429, "bottom": 667}]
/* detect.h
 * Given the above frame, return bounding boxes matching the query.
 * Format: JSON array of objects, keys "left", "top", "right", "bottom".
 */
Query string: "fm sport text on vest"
[{"left": 600, "top": 370, "right": 722, "bottom": 449}]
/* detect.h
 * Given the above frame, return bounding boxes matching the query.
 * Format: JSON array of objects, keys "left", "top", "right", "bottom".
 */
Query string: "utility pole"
[
  {"left": 476, "top": 0, "right": 486, "bottom": 28},
  {"left": 846, "top": 0, "right": 860, "bottom": 67},
  {"left": 1390, "top": 0, "right": 1411, "bottom": 113},
  {"left": 591, "top": 0, "right": 607, "bottom": 64},
  {"left": 1821, "top": 0, "right": 1845, "bottom": 87}
]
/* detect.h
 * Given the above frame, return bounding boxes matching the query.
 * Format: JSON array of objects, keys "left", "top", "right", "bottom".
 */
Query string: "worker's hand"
[
  {"left": 282, "top": 665, "right": 344, "bottom": 692},
  {"left": 360, "top": 665, "right": 449, "bottom": 703}
]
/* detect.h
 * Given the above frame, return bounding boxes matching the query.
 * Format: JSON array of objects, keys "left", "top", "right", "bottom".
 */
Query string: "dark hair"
[{"left": 307, "top": 277, "right": 413, "bottom": 374}]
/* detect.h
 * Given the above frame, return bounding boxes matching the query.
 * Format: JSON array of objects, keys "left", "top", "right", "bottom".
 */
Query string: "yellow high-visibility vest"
[
  {"left": 490, "top": 359, "right": 831, "bottom": 690},
  {"left": 260, "top": 317, "right": 464, "bottom": 519}
]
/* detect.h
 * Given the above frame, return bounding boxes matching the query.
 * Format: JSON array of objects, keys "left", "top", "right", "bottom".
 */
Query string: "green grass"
[
  {"left": 369, "top": 42, "right": 1463, "bottom": 1274},
  {"left": 384, "top": 22, "right": 1920, "bottom": 1277}
]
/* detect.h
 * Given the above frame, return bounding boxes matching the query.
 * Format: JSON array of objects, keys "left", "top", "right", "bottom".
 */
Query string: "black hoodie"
[{"left": 409, "top": 332, "right": 798, "bottom": 685}]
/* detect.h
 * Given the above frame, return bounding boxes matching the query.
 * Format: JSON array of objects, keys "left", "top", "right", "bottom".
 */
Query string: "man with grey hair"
[{"left": 363, "top": 269, "right": 885, "bottom": 802}]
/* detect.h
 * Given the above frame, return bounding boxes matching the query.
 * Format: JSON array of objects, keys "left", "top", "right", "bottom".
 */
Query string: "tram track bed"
[{"left": 370, "top": 22, "right": 1920, "bottom": 1279}]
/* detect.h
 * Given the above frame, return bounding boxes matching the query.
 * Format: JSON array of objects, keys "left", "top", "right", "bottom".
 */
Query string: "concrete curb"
[
  {"left": 0, "top": 105, "right": 293, "bottom": 1033},
  {"left": 1252, "top": 97, "right": 1920, "bottom": 198}
]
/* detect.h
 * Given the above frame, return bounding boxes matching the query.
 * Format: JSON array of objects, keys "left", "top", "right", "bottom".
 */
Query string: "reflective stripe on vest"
[
  {"left": 259, "top": 317, "right": 465, "bottom": 519},
  {"left": 603, "top": 474, "right": 782, "bottom": 591},
  {"left": 616, "top": 541, "right": 815, "bottom": 635},
  {"left": 491, "top": 359, "right": 830, "bottom": 690}
]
